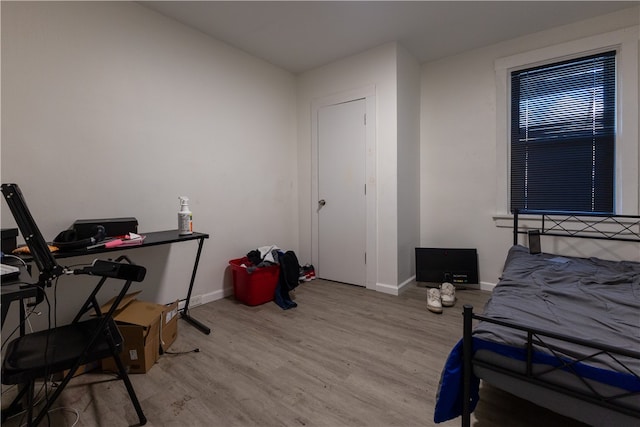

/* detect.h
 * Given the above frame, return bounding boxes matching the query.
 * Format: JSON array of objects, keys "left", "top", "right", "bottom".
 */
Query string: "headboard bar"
[{"left": 512, "top": 209, "right": 640, "bottom": 245}]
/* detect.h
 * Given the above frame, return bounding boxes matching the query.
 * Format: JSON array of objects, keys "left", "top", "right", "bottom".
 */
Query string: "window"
[{"left": 510, "top": 51, "right": 616, "bottom": 214}]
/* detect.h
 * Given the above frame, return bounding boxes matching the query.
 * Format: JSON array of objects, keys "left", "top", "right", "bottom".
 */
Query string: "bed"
[{"left": 434, "top": 210, "right": 640, "bottom": 426}]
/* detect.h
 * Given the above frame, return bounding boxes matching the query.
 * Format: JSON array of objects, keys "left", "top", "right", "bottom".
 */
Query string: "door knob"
[{"left": 318, "top": 199, "right": 326, "bottom": 207}]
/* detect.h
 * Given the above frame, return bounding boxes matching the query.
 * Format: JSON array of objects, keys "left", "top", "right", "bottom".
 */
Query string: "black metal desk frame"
[
  {"left": 49, "top": 230, "right": 211, "bottom": 335},
  {"left": 1, "top": 276, "right": 37, "bottom": 333}
]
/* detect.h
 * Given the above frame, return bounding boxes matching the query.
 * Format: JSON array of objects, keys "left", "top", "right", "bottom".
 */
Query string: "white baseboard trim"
[
  {"left": 376, "top": 282, "right": 400, "bottom": 296},
  {"left": 479, "top": 281, "right": 496, "bottom": 292},
  {"left": 458, "top": 282, "right": 496, "bottom": 292},
  {"left": 202, "top": 289, "right": 223, "bottom": 305},
  {"left": 376, "top": 275, "right": 416, "bottom": 296},
  {"left": 178, "top": 289, "right": 225, "bottom": 310},
  {"left": 398, "top": 275, "right": 416, "bottom": 294}
]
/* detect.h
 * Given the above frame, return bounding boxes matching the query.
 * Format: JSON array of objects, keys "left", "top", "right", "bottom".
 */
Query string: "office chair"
[
  {"left": 1, "top": 255, "right": 148, "bottom": 426},
  {"left": 1, "top": 183, "right": 147, "bottom": 425}
]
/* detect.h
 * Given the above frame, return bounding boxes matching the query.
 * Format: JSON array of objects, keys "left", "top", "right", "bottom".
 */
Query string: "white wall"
[
  {"left": 1, "top": 2, "right": 297, "bottom": 326},
  {"left": 296, "top": 42, "right": 400, "bottom": 291},
  {"left": 3, "top": 3, "right": 636, "bottom": 330},
  {"left": 420, "top": 7, "right": 640, "bottom": 288},
  {"left": 396, "top": 45, "right": 421, "bottom": 287}
]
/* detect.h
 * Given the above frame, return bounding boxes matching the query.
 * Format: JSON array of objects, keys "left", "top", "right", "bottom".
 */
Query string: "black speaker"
[
  {"left": 73, "top": 218, "right": 137, "bottom": 239},
  {"left": 415, "top": 248, "right": 478, "bottom": 284}
]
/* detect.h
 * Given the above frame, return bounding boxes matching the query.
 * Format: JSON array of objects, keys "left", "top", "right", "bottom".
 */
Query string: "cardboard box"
[
  {"left": 101, "top": 292, "right": 166, "bottom": 374},
  {"left": 161, "top": 300, "right": 179, "bottom": 353},
  {"left": 53, "top": 360, "right": 101, "bottom": 381}
]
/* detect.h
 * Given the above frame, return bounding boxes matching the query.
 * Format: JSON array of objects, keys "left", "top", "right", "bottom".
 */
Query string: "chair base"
[{"left": 2, "top": 317, "right": 147, "bottom": 426}]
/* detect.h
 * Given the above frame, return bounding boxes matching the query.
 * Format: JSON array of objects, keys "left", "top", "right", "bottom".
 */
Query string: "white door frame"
[{"left": 311, "top": 85, "right": 377, "bottom": 290}]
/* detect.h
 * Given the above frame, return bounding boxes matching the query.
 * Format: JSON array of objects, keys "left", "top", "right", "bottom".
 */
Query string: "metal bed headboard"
[{"left": 512, "top": 209, "right": 640, "bottom": 245}]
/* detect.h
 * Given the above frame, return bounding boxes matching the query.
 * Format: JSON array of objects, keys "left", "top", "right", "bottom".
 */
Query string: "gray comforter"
[{"left": 476, "top": 245, "right": 640, "bottom": 372}]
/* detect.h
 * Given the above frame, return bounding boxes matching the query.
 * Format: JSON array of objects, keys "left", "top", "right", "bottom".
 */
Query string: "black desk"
[
  {"left": 1, "top": 277, "right": 38, "bottom": 330},
  {"left": 27, "top": 230, "right": 211, "bottom": 335}
]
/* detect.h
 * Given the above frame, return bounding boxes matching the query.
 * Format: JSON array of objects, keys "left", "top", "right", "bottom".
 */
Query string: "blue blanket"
[
  {"left": 433, "top": 339, "right": 479, "bottom": 423},
  {"left": 434, "top": 337, "right": 640, "bottom": 423}
]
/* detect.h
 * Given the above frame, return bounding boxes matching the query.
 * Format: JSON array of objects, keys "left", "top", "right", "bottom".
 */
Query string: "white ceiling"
[{"left": 142, "top": 1, "right": 639, "bottom": 73}]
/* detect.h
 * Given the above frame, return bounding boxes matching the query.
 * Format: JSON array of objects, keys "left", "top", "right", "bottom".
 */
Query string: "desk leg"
[
  {"left": 180, "top": 237, "right": 211, "bottom": 335},
  {"left": 1, "top": 304, "right": 10, "bottom": 330},
  {"left": 19, "top": 301, "right": 26, "bottom": 336}
]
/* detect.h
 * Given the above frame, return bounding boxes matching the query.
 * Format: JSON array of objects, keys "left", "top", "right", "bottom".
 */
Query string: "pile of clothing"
[
  {"left": 244, "top": 245, "right": 315, "bottom": 309},
  {"left": 245, "top": 245, "right": 281, "bottom": 271}
]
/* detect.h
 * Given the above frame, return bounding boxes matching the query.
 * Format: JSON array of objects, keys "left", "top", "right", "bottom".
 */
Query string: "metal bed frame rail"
[
  {"left": 512, "top": 209, "right": 640, "bottom": 245},
  {"left": 461, "top": 305, "right": 640, "bottom": 427}
]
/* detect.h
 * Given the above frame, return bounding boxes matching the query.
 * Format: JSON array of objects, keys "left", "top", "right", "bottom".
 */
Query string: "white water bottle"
[{"left": 178, "top": 196, "right": 193, "bottom": 235}]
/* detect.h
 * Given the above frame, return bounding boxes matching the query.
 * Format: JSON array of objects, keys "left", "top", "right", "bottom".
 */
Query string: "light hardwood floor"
[{"left": 2, "top": 280, "right": 589, "bottom": 426}]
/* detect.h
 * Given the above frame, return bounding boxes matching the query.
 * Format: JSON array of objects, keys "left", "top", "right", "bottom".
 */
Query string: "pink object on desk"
[{"left": 103, "top": 239, "right": 123, "bottom": 249}]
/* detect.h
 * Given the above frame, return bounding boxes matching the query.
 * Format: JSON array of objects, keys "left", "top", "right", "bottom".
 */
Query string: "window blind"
[{"left": 510, "top": 51, "right": 616, "bottom": 214}]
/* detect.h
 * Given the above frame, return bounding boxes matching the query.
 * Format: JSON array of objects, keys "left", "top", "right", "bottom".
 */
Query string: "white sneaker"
[
  {"left": 440, "top": 282, "right": 456, "bottom": 307},
  {"left": 427, "top": 288, "right": 443, "bottom": 313}
]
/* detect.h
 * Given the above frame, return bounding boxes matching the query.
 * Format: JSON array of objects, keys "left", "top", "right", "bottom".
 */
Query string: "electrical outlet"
[{"left": 190, "top": 295, "right": 202, "bottom": 307}]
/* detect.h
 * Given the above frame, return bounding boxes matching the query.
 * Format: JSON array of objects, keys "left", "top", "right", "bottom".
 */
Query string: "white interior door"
[{"left": 317, "top": 99, "right": 367, "bottom": 286}]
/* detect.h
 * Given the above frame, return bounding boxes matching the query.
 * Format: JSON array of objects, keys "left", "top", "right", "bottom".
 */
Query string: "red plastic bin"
[{"left": 229, "top": 257, "right": 280, "bottom": 306}]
